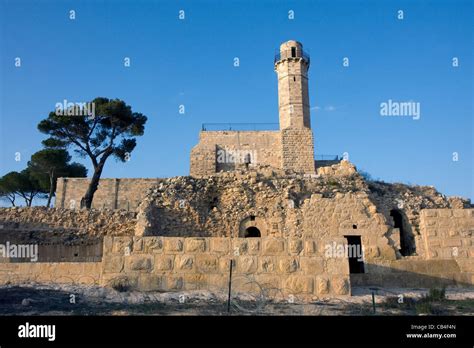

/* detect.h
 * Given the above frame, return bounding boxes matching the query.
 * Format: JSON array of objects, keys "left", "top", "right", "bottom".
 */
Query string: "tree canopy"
[
  {"left": 27, "top": 148, "right": 87, "bottom": 207},
  {"left": 38, "top": 97, "right": 147, "bottom": 208},
  {"left": 0, "top": 170, "right": 44, "bottom": 206}
]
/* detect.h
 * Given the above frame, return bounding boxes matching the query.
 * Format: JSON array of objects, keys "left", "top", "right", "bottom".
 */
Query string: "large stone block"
[
  {"left": 232, "top": 239, "right": 248, "bottom": 256},
  {"left": 236, "top": 256, "right": 258, "bottom": 274},
  {"left": 325, "top": 258, "right": 349, "bottom": 275},
  {"left": 182, "top": 274, "right": 209, "bottom": 290},
  {"left": 263, "top": 239, "right": 285, "bottom": 255},
  {"left": 112, "top": 237, "right": 132, "bottom": 254},
  {"left": 300, "top": 257, "right": 324, "bottom": 274},
  {"left": 163, "top": 238, "right": 184, "bottom": 253},
  {"left": 154, "top": 255, "right": 174, "bottom": 271},
  {"left": 103, "top": 236, "right": 113, "bottom": 254},
  {"left": 138, "top": 274, "right": 164, "bottom": 291},
  {"left": 164, "top": 276, "right": 183, "bottom": 290},
  {"left": 438, "top": 210, "right": 453, "bottom": 218},
  {"left": 259, "top": 256, "right": 276, "bottom": 273},
  {"left": 246, "top": 239, "right": 260, "bottom": 255},
  {"left": 332, "top": 276, "right": 350, "bottom": 295},
  {"left": 185, "top": 238, "right": 206, "bottom": 253},
  {"left": 128, "top": 255, "right": 153, "bottom": 272},
  {"left": 316, "top": 276, "right": 329, "bottom": 295},
  {"left": 175, "top": 255, "right": 194, "bottom": 271},
  {"left": 103, "top": 255, "right": 124, "bottom": 273},
  {"left": 279, "top": 257, "right": 299, "bottom": 273},
  {"left": 284, "top": 276, "right": 313, "bottom": 294},
  {"left": 304, "top": 240, "right": 317, "bottom": 255},
  {"left": 133, "top": 237, "right": 143, "bottom": 252},
  {"left": 196, "top": 255, "right": 219, "bottom": 273},
  {"left": 210, "top": 238, "right": 230, "bottom": 253},
  {"left": 289, "top": 239, "right": 304, "bottom": 255},
  {"left": 143, "top": 237, "right": 163, "bottom": 253}
]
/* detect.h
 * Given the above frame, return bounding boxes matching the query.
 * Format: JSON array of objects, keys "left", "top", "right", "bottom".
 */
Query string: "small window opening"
[
  {"left": 291, "top": 47, "right": 296, "bottom": 57},
  {"left": 352, "top": 224, "right": 357, "bottom": 229},
  {"left": 244, "top": 226, "right": 261, "bottom": 238}
]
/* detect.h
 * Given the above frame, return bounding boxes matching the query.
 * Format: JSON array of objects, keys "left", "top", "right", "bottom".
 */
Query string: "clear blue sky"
[{"left": 0, "top": 0, "right": 473, "bottom": 200}]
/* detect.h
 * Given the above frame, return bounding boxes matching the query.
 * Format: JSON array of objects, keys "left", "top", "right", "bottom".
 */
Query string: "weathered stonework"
[
  {"left": 190, "top": 40, "right": 315, "bottom": 177},
  {"left": 0, "top": 40, "right": 472, "bottom": 301}
]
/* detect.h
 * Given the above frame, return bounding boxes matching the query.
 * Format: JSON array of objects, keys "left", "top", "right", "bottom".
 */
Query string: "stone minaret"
[
  {"left": 274, "top": 40, "right": 311, "bottom": 129},
  {"left": 275, "top": 40, "right": 315, "bottom": 173}
]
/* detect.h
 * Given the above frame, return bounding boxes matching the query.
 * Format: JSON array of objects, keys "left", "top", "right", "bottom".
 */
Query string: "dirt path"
[{"left": 0, "top": 284, "right": 473, "bottom": 315}]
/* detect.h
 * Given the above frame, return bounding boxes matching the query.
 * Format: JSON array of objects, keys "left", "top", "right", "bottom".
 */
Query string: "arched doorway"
[
  {"left": 244, "top": 226, "right": 261, "bottom": 238},
  {"left": 390, "top": 209, "right": 413, "bottom": 256}
]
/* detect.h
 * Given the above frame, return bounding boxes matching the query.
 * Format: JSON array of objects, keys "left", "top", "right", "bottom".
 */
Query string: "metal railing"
[
  {"left": 315, "top": 155, "right": 341, "bottom": 161},
  {"left": 274, "top": 49, "right": 310, "bottom": 65},
  {"left": 202, "top": 123, "right": 279, "bottom": 131}
]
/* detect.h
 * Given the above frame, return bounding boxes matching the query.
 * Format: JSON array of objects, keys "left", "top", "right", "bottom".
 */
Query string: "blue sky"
[{"left": 0, "top": 0, "right": 473, "bottom": 200}]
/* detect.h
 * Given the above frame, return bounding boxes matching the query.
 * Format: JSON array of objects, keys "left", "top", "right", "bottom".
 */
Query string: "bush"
[
  {"left": 109, "top": 276, "right": 132, "bottom": 292},
  {"left": 427, "top": 288, "right": 446, "bottom": 301},
  {"left": 415, "top": 301, "right": 434, "bottom": 314}
]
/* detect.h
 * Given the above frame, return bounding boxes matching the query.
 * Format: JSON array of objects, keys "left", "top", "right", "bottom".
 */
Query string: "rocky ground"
[{"left": 0, "top": 284, "right": 473, "bottom": 316}]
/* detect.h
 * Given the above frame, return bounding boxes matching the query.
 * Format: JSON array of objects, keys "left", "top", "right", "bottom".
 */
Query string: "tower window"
[{"left": 291, "top": 47, "right": 296, "bottom": 57}]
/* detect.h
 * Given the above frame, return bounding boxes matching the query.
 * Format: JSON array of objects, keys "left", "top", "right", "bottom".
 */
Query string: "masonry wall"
[
  {"left": 0, "top": 262, "right": 102, "bottom": 285},
  {"left": 280, "top": 128, "right": 315, "bottom": 174},
  {"left": 101, "top": 236, "right": 351, "bottom": 299},
  {"left": 0, "top": 207, "right": 137, "bottom": 237},
  {"left": 190, "top": 131, "right": 281, "bottom": 177},
  {"left": 420, "top": 209, "right": 474, "bottom": 272},
  {"left": 55, "top": 178, "right": 162, "bottom": 210}
]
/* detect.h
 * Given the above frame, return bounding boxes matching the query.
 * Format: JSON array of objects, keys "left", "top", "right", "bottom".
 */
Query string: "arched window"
[{"left": 244, "top": 226, "right": 261, "bottom": 238}]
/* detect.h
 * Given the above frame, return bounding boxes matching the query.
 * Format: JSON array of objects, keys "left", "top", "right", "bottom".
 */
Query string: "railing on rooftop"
[
  {"left": 274, "top": 49, "right": 310, "bottom": 65},
  {"left": 315, "top": 155, "right": 341, "bottom": 161},
  {"left": 202, "top": 123, "right": 279, "bottom": 131}
]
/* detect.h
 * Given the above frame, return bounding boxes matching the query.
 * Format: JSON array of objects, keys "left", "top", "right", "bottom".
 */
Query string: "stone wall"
[
  {"left": 352, "top": 259, "right": 473, "bottom": 288},
  {"left": 101, "top": 236, "right": 351, "bottom": 299},
  {"left": 55, "top": 178, "right": 162, "bottom": 210},
  {"left": 190, "top": 131, "right": 281, "bottom": 177},
  {"left": 0, "top": 207, "right": 137, "bottom": 238},
  {"left": 280, "top": 128, "right": 315, "bottom": 174},
  {"left": 0, "top": 262, "right": 102, "bottom": 285},
  {"left": 420, "top": 209, "right": 474, "bottom": 264},
  {"left": 132, "top": 171, "right": 387, "bottom": 242}
]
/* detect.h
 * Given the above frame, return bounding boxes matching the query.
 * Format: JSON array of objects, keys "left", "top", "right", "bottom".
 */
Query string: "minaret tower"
[
  {"left": 274, "top": 40, "right": 311, "bottom": 129},
  {"left": 274, "top": 40, "right": 315, "bottom": 173}
]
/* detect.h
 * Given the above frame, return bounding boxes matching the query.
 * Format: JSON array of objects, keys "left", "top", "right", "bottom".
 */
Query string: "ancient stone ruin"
[{"left": 0, "top": 40, "right": 472, "bottom": 301}]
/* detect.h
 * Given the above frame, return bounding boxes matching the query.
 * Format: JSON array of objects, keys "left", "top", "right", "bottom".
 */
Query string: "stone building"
[
  {"left": 190, "top": 40, "right": 317, "bottom": 177},
  {"left": 0, "top": 41, "right": 473, "bottom": 301}
]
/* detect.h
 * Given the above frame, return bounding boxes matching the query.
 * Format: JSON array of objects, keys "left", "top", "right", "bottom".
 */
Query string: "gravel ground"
[{"left": 0, "top": 284, "right": 473, "bottom": 316}]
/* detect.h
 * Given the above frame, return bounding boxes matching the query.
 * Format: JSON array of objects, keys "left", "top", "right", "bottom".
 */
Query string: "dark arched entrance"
[
  {"left": 390, "top": 209, "right": 412, "bottom": 256},
  {"left": 244, "top": 226, "right": 261, "bottom": 238}
]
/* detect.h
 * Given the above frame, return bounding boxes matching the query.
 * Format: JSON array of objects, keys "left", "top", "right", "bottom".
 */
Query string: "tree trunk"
[
  {"left": 46, "top": 169, "right": 54, "bottom": 208},
  {"left": 82, "top": 162, "right": 105, "bottom": 209}
]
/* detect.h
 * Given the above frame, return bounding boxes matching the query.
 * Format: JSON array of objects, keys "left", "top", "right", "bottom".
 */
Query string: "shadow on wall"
[
  {"left": 389, "top": 209, "right": 416, "bottom": 256},
  {"left": 350, "top": 261, "right": 473, "bottom": 289}
]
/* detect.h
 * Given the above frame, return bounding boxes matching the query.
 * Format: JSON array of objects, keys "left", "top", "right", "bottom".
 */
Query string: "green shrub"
[{"left": 427, "top": 288, "right": 446, "bottom": 301}]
